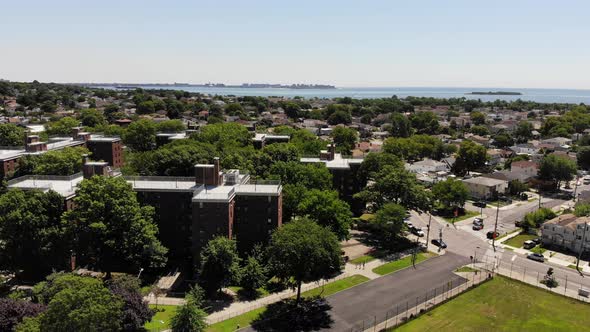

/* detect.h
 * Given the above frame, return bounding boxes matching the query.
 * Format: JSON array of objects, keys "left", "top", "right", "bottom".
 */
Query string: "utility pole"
[
  {"left": 425, "top": 213, "right": 432, "bottom": 247},
  {"left": 492, "top": 197, "right": 500, "bottom": 252},
  {"left": 573, "top": 175, "right": 580, "bottom": 202}
]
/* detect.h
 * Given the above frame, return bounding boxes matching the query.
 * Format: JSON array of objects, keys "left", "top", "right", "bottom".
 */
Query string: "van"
[{"left": 523, "top": 240, "right": 536, "bottom": 249}]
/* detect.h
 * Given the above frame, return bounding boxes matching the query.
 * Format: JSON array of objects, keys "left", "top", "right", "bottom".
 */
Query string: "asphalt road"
[{"left": 323, "top": 252, "right": 469, "bottom": 331}]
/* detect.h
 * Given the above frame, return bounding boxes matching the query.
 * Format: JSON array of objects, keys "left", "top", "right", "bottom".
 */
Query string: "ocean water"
[{"left": 94, "top": 86, "right": 590, "bottom": 104}]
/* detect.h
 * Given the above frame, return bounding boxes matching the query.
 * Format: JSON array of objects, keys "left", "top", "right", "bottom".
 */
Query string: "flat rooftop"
[
  {"left": 125, "top": 176, "right": 199, "bottom": 192},
  {"left": 7, "top": 173, "right": 84, "bottom": 198},
  {"left": 301, "top": 153, "right": 363, "bottom": 169}
]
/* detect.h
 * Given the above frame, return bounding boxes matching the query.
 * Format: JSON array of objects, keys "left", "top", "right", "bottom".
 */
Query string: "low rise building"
[
  {"left": 462, "top": 176, "right": 508, "bottom": 199},
  {"left": 542, "top": 214, "right": 590, "bottom": 254}
]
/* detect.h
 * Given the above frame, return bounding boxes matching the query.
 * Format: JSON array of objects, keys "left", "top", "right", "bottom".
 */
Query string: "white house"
[
  {"left": 542, "top": 214, "right": 590, "bottom": 254},
  {"left": 510, "top": 160, "right": 539, "bottom": 182},
  {"left": 405, "top": 159, "right": 449, "bottom": 174},
  {"left": 462, "top": 176, "right": 508, "bottom": 199}
]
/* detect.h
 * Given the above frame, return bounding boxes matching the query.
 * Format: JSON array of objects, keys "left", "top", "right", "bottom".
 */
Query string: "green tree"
[
  {"left": 63, "top": 176, "right": 167, "bottom": 274},
  {"left": 327, "top": 110, "right": 352, "bottom": 125},
  {"left": 470, "top": 111, "right": 486, "bottom": 125},
  {"left": 136, "top": 100, "right": 156, "bottom": 114},
  {"left": 239, "top": 254, "right": 267, "bottom": 295},
  {"left": 330, "top": 126, "right": 357, "bottom": 154},
  {"left": 0, "top": 123, "right": 25, "bottom": 146},
  {"left": 356, "top": 165, "right": 432, "bottom": 212},
  {"left": 370, "top": 203, "right": 407, "bottom": 250},
  {"left": 266, "top": 218, "right": 342, "bottom": 304},
  {"left": 170, "top": 302, "right": 208, "bottom": 332},
  {"left": 470, "top": 125, "right": 489, "bottom": 136},
  {"left": 45, "top": 117, "right": 79, "bottom": 136},
  {"left": 389, "top": 113, "right": 412, "bottom": 138},
  {"left": 297, "top": 189, "right": 353, "bottom": 240},
  {"left": 432, "top": 178, "right": 469, "bottom": 211},
  {"left": 0, "top": 189, "right": 66, "bottom": 278},
  {"left": 225, "top": 102, "right": 244, "bottom": 116},
  {"left": 199, "top": 237, "right": 241, "bottom": 295},
  {"left": 31, "top": 146, "right": 90, "bottom": 175},
  {"left": 515, "top": 121, "right": 533, "bottom": 143},
  {"left": 538, "top": 154, "right": 577, "bottom": 191},
  {"left": 31, "top": 273, "right": 124, "bottom": 332},
  {"left": 267, "top": 161, "right": 332, "bottom": 189},
  {"left": 79, "top": 109, "right": 106, "bottom": 127},
  {"left": 453, "top": 140, "right": 488, "bottom": 175},
  {"left": 283, "top": 102, "right": 301, "bottom": 118},
  {"left": 123, "top": 119, "right": 158, "bottom": 151},
  {"left": 508, "top": 179, "right": 529, "bottom": 196},
  {"left": 157, "top": 119, "right": 186, "bottom": 133},
  {"left": 410, "top": 111, "right": 439, "bottom": 134},
  {"left": 493, "top": 132, "right": 514, "bottom": 148},
  {"left": 194, "top": 123, "right": 251, "bottom": 149}
]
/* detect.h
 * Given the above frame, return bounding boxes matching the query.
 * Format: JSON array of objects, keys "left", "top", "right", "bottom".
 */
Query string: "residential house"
[
  {"left": 462, "top": 176, "right": 508, "bottom": 199},
  {"left": 542, "top": 214, "right": 590, "bottom": 254}
]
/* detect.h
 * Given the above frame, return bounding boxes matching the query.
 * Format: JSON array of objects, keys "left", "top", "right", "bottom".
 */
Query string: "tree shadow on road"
[{"left": 251, "top": 296, "right": 333, "bottom": 332}]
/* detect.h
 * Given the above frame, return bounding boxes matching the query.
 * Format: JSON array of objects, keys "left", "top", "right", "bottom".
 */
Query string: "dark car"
[
  {"left": 431, "top": 239, "right": 447, "bottom": 249},
  {"left": 527, "top": 253, "right": 545, "bottom": 262},
  {"left": 472, "top": 223, "right": 484, "bottom": 231},
  {"left": 486, "top": 231, "right": 499, "bottom": 239},
  {"left": 532, "top": 238, "right": 542, "bottom": 245},
  {"left": 473, "top": 201, "right": 487, "bottom": 208}
]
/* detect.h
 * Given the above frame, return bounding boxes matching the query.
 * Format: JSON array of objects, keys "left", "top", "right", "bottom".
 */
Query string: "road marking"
[{"left": 511, "top": 254, "right": 517, "bottom": 262}]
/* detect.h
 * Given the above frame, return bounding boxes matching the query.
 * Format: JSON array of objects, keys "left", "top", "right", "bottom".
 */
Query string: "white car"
[{"left": 412, "top": 227, "right": 425, "bottom": 237}]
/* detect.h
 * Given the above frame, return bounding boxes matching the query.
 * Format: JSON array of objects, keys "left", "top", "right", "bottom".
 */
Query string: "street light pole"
[
  {"left": 492, "top": 198, "right": 500, "bottom": 252},
  {"left": 425, "top": 213, "right": 432, "bottom": 248}
]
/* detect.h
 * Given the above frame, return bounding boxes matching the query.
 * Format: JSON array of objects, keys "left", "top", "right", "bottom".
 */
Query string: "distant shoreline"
[
  {"left": 75, "top": 83, "right": 336, "bottom": 90},
  {"left": 467, "top": 91, "right": 522, "bottom": 96}
]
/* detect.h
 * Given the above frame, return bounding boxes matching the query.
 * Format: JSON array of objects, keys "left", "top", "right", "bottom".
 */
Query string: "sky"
[{"left": 1, "top": 0, "right": 589, "bottom": 89}]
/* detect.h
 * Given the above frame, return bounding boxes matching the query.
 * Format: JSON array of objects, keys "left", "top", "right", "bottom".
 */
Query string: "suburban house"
[
  {"left": 405, "top": 158, "right": 450, "bottom": 174},
  {"left": 542, "top": 214, "right": 590, "bottom": 254},
  {"left": 510, "top": 160, "right": 539, "bottom": 182},
  {"left": 461, "top": 176, "right": 508, "bottom": 199}
]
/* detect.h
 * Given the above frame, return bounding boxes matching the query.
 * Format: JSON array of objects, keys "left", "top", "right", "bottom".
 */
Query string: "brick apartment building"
[
  {"left": 301, "top": 144, "right": 365, "bottom": 215},
  {"left": 7, "top": 157, "right": 283, "bottom": 270},
  {"left": 0, "top": 127, "right": 123, "bottom": 178}
]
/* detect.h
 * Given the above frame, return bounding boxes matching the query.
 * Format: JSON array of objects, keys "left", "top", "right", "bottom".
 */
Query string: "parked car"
[
  {"left": 532, "top": 238, "right": 542, "bottom": 245},
  {"left": 405, "top": 221, "right": 414, "bottom": 229},
  {"left": 527, "top": 253, "right": 545, "bottom": 262},
  {"left": 486, "top": 231, "right": 499, "bottom": 239},
  {"left": 472, "top": 223, "right": 484, "bottom": 231},
  {"left": 473, "top": 218, "right": 484, "bottom": 225},
  {"left": 523, "top": 240, "right": 536, "bottom": 249},
  {"left": 431, "top": 239, "right": 447, "bottom": 249},
  {"left": 411, "top": 227, "right": 425, "bottom": 237},
  {"left": 473, "top": 201, "right": 487, "bottom": 208}
]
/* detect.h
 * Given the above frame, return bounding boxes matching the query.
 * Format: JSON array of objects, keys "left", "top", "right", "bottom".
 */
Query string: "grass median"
[
  {"left": 392, "top": 276, "right": 590, "bottom": 331},
  {"left": 503, "top": 233, "right": 537, "bottom": 248},
  {"left": 206, "top": 274, "right": 370, "bottom": 332},
  {"left": 372, "top": 252, "right": 435, "bottom": 276}
]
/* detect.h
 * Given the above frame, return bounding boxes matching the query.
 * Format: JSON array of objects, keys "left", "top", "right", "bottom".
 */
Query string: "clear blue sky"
[{"left": 1, "top": 0, "right": 589, "bottom": 88}]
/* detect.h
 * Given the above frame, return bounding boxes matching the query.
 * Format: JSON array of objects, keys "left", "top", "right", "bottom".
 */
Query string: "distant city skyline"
[{"left": 1, "top": 0, "right": 589, "bottom": 89}]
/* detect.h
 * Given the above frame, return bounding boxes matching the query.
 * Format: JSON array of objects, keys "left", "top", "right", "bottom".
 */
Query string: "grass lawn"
[
  {"left": 530, "top": 246, "right": 547, "bottom": 254},
  {"left": 502, "top": 233, "right": 537, "bottom": 248},
  {"left": 145, "top": 305, "right": 177, "bottom": 332},
  {"left": 349, "top": 254, "right": 378, "bottom": 265},
  {"left": 393, "top": 276, "right": 590, "bottom": 332},
  {"left": 455, "top": 266, "right": 478, "bottom": 273},
  {"left": 206, "top": 275, "right": 369, "bottom": 332},
  {"left": 441, "top": 210, "right": 479, "bottom": 223},
  {"left": 359, "top": 213, "right": 375, "bottom": 221},
  {"left": 373, "top": 252, "right": 435, "bottom": 276}
]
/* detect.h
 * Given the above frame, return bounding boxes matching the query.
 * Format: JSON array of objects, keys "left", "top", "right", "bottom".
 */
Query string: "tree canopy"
[
  {"left": 0, "top": 123, "right": 25, "bottom": 146},
  {"left": 538, "top": 154, "right": 577, "bottom": 191},
  {"left": 198, "top": 236, "right": 241, "bottom": 295},
  {"left": 432, "top": 178, "right": 469, "bottom": 211},
  {"left": 62, "top": 176, "right": 167, "bottom": 273},
  {"left": 297, "top": 189, "right": 352, "bottom": 240},
  {"left": 266, "top": 218, "right": 342, "bottom": 303},
  {"left": 453, "top": 140, "right": 488, "bottom": 175}
]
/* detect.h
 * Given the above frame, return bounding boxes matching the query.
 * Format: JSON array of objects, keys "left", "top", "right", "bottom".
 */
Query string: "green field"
[
  {"left": 442, "top": 210, "right": 479, "bottom": 223},
  {"left": 145, "top": 305, "right": 177, "bottom": 331},
  {"left": 393, "top": 276, "right": 590, "bottom": 332},
  {"left": 503, "top": 233, "right": 537, "bottom": 248},
  {"left": 207, "top": 275, "right": 369, "bottom": 332},
  {"left": 455, "top": 266, "right": 478, "bottom": 273},
  {"left": 372, "top": 252, "right": 435, "bottom": 276}
]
